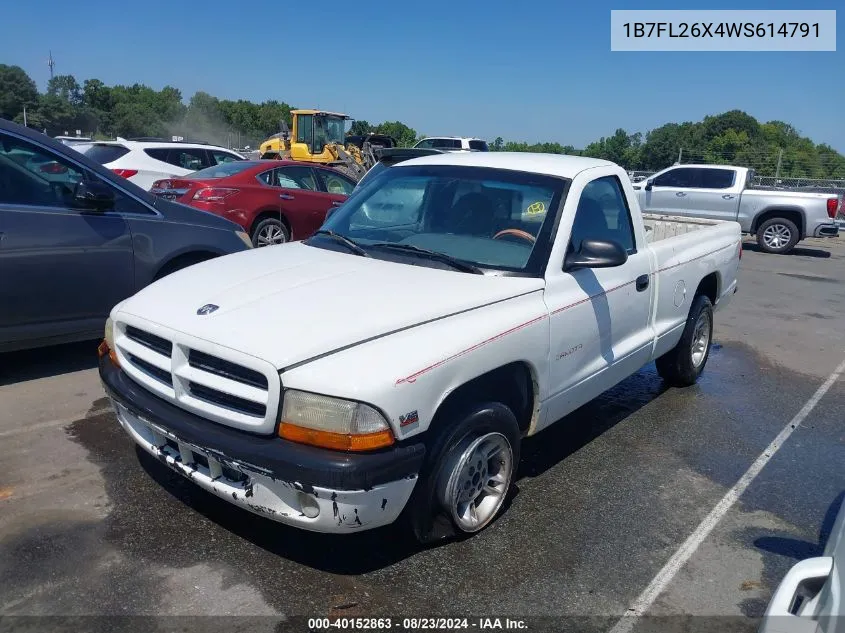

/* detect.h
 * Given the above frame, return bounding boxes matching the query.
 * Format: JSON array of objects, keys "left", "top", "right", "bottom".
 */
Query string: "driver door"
[
  {"left": 0, "top": 131, "right": 134, "bottom": 343},
  {"left": 541, "top": 175, "right": 654, "bottom": 428}
]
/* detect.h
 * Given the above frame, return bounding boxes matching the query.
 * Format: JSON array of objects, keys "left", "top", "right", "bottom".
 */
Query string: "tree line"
[{"left": 1, "top": 64, "right": 842, "bottom": 178}]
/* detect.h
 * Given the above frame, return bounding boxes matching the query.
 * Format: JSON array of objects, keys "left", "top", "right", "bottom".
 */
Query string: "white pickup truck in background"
[
  {"left": 98, "top": 152, "right": 742, "bottom": 543},
  {"left": 635, "top": 164, "right": 841, "bottom": 254}
]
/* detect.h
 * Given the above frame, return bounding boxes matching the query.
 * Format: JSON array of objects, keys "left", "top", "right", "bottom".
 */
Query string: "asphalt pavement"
[{"left": 2, "top": 237, "right": 844, "bottom": 633}]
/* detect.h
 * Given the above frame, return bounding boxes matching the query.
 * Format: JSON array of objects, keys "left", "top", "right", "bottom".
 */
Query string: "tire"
[
  {"left": 655, "top": 293, "right": 714, "bottom": 387},
  {"left": 756, "top": 217, "right": 800, "bottom": 254},
  {"left": 404, "top": 401, "right": 521, "bottom": 544},
  {"left": 251, "top": 217, "right": 290, "bottom": 247}
]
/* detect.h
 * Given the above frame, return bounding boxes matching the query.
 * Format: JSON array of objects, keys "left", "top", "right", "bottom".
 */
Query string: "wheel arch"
[
  {"left": 694, "top": 272, "right": 720, "bottom": 305},
  {"left": 153, "top": 250, "right": 221, "bottom": 281},
  {"left": 249, "top": 209, "right": 291, "bottom": 238},
  {"left": 425, "top": 361, "right": 540, "bottom": 445},
  {"left": 751, "top": 207, "right": 806, "bottom": 238}
]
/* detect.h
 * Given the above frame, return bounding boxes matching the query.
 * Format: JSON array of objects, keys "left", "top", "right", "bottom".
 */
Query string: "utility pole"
[
  {"left": 677, "top": 148, "right": 683, "bottom": 164},
  {"left": 775, "top": 148, "right": 783, "bottom": 179},
  {"left": 22, "top": 104, "right": 27, "bottom": 127},
  {"left": 47, "top": 51, "right": 55, "bottom": 80}
]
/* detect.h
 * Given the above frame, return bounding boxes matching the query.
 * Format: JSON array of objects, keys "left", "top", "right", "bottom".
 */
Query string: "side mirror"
[
  {"left": 564, "top": 239, "right": 628, "bottom": 272},
  {"left": 75, "top": 180, "right": 115, "bottom": 211},
  {"left": 644, "top": 179, "right": 654, "bottom": 191}
]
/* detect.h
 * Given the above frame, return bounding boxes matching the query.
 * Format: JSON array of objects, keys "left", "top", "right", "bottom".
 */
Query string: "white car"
[
  {"left": 84, "top": 139, "right": 246, "bottom": 191},
  {"left": 414, "top": 136, "right": 489, "bottom": 151},
  {"left": 97, "top": 152, "right": 741, "bottom": 543},
  {"left": 759, "top": 496, "right": 845, "bottom": 633}
]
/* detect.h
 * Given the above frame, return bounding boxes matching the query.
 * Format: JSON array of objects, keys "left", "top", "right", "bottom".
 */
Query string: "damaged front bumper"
[{"left": 99, "top": 357, "right": 425, "bottom": 533}]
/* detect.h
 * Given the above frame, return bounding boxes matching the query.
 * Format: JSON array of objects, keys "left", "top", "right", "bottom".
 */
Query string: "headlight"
[
  {"left": 235, "top": 230, "right": 253, "bottom": 249},
  {"left": 98, "top": 317, "right": 119, "bottom": 366},
  {"left": 105, "top": 317, "right": 115, "bottom": 351},
  {"left": 279, "top": 389, "right": 394, "bottom": 451}
]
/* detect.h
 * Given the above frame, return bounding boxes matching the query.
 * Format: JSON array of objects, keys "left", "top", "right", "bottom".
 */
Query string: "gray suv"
[{"left": 0, "top": 119, "right": 252, "bottom": 352}]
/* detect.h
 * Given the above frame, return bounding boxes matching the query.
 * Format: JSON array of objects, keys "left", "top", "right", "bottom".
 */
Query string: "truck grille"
[{"left": 114, "top": 321, "right": 278, "bottom": 432}]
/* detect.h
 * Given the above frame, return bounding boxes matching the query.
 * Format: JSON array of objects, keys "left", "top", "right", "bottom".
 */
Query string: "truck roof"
[{"left": 396, "top": 151, "right": 615, "bottom": 179}]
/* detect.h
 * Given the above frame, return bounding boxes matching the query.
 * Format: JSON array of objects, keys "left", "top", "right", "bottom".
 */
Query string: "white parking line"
[
  {"left": 0, "top": 407, "right": 111, "bottom": 439},
  {"left": 608, "top": 354, "right": 845, "bottom": 633}
]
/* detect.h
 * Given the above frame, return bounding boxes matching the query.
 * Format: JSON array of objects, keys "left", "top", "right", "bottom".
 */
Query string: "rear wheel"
[
  {"left": 756, "top": 217, "right": 799, "bottom": 254},
  {"left": 251, "top": 218, "right": 290, "bottom": 247},
  {"left": 655, "top": 294, "right": 713, "bottom": 387}
]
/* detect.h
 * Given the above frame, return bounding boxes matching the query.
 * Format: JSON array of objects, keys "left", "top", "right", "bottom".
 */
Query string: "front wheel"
[
  {"left": 405, "top": 402, "right": 521, "bottom": 544},
  {"left": 655, "top": 294, "right": 714, "bottom": 387},
  {"left": 756, "top": 217, "right": 799, "bottom": 254}
]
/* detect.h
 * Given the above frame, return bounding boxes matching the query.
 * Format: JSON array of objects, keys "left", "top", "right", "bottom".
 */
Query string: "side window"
[
  {"left": 296, "top": 114, "right": 314, "bottom": 148},
  {"left": 210, "top": 150, "right": 243, "bottom": 165},
  {"left": 415, "top": 139, "right": 434, "bottom": 149},
  {"left": 168, "top": 148, "right": 210, "bottom": 171},
  {"left": 320, "top": 170, "right": 355, "bottom": 195},
  {"left": 0, "top": 134, "right": 85, "bottom": 207},
  {"left": 0, "top": 133, "right": 151, "bottom": 214},
  {"left": 569, "top": 176, "right": 636, "bottom": 254},
  {"left": 653, "top": 167, "right": 699, "bottom": 188},
  {"left": 469, "top": 140, "right": 489, "bottom": 151},
  {"left": 275, "top": 166, "right": 318, "bottom": 190},
  {"left": 700, "top": 168, "right": 736, "bottom": 189}
]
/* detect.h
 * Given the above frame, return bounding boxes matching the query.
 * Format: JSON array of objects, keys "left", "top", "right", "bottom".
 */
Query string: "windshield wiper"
[
  {"left": 368, "top": 242, "right": 484, "bottom": 274},
  {"left": 312, "top": 230, "right": 370, "bottom": 257}
]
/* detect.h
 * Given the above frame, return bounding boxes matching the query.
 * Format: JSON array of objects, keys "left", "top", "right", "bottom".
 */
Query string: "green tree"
[
  {"left": 0, "top": 64, "right": 39, "bottom": 121},
  {"left": 374, "top": 121, "right": 418, "bottom": 147},
  {"left": 47, "top": 74, "right": 83, "bottom": 107},
  {"left": 349, "top": 120, "right": 373, "bottom": 136}
]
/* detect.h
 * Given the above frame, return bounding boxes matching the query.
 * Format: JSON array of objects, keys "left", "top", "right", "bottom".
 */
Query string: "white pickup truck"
[{"left": 98, "top": 152, "right": 742, "bottom": 543}]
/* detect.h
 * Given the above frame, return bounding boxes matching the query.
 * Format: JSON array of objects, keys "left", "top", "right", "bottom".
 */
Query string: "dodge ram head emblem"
[{"left": 196, "top": 304, "right": 219, "bottom": 315}]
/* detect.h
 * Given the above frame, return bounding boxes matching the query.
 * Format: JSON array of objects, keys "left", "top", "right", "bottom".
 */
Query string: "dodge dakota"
[
  {"left": 634, "top": 164, "right": 840, "bottom": 254},
  {"left": 98, "top": 152, "right": 742, "bottom": 543}
]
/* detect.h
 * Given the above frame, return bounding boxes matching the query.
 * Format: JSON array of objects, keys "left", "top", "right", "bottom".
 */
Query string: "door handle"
[
  {"left": 722, "top": 194, "right": 735, "bottom": 199},
  {"left": 279, "top": 194, "right": 295, "bottom": 200},
  {"left": 331, "top": 201, "right": 343, "bottom": 207},
  {"left": 675, "top": 191, "right": 687, "bottom": 197},
  {"left": 636, "top": 274, "right": 649, "bottom": 292}
]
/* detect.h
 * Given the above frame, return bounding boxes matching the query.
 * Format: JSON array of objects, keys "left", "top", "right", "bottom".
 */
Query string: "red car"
[{"left": 150, "top": 160, "right": 357, "bottom": 247}]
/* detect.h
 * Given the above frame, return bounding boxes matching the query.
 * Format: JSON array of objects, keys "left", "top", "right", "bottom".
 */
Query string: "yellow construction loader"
[{"left": 258, "top": 110, "right": 394, "bottom": 182}]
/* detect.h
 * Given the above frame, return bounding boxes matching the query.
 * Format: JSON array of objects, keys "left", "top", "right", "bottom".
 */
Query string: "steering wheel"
[{"left": 492, "top": 228, "right": 536, "bottom": 244}]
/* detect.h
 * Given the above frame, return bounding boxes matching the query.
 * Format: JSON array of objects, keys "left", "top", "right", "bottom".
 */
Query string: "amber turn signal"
[
  {"left": 278, "top": 422, "right": 395, "bottom": 452},
  {"left": 98, "top": 339, "right": 120, "bottom": 367}
]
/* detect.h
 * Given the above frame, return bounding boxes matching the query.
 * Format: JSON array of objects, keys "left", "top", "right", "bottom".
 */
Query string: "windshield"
[
  {"left": 185, "top": 161, "right": 261, "bottom": 179},
  {"left": 310, "top": 164, "right": 568, "bottom": 275},
  {"left": 315, "top": 116, "right": 346, "bottom": 146}
]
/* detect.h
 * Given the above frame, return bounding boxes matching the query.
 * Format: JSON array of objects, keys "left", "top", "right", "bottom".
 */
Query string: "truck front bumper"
[
  {"left": 813, "top": 222, "right": 839, "bottom": 238},
  {"left": 99, "top": 357, "right": 425, "bottom": 533}
]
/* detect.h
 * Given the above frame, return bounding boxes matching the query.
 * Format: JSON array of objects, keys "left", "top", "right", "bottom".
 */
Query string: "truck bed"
[{"left": 643, "top": 214, "right": 725, "bottom": 243}]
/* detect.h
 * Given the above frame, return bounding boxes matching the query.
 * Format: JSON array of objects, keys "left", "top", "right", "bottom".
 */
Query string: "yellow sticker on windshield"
[{"left": 526, "top": 201, "right": 546, "bottom": 215}]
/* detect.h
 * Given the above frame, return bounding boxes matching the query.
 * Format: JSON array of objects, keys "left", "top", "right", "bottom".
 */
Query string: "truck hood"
[{"left": 117, "top": 242, "right": 544, "bottom": 369}]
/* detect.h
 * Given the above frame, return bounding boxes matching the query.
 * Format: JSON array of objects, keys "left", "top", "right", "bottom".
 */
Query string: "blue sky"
[{"left": 2, "top": 0, "right": 843, "bottom": 151}]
